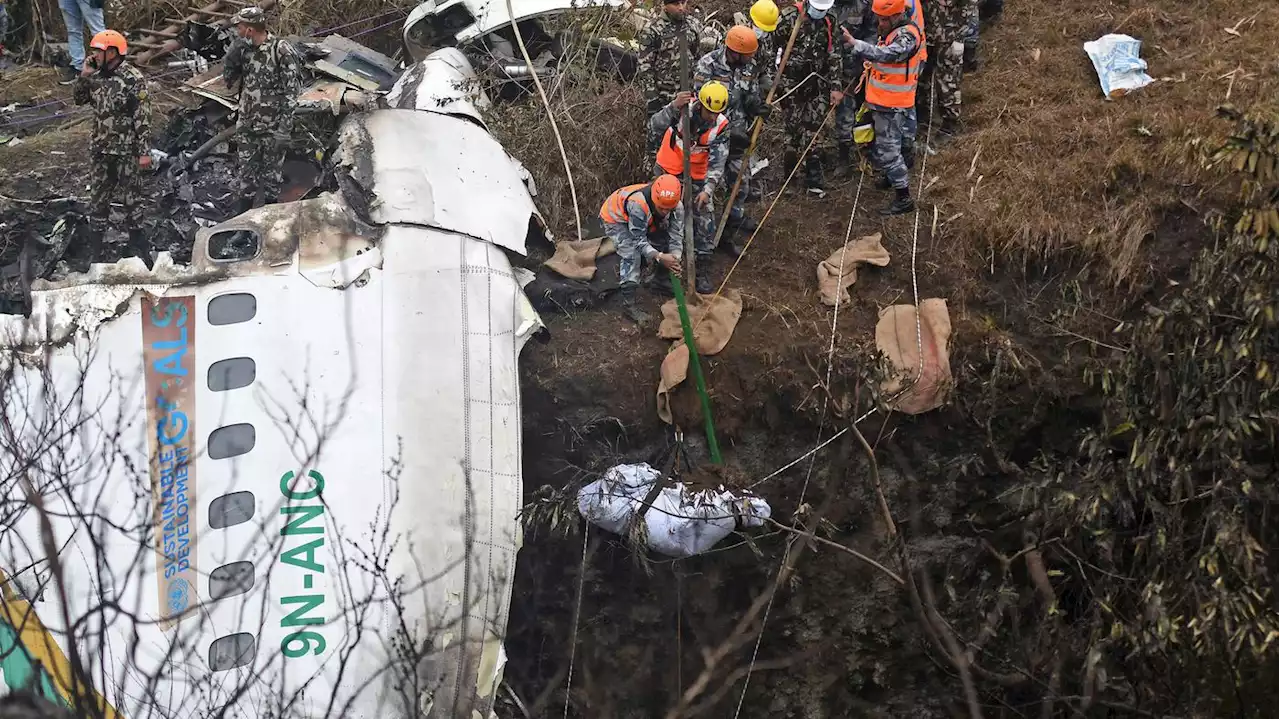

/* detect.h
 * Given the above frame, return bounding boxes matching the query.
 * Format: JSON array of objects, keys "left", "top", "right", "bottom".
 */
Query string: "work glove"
[{"left": 948, "top": 40, "right": 965, "bottom": 60}]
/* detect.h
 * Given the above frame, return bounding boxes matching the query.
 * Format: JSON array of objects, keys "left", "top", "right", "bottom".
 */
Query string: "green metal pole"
[{"left": 669, "top": 273, "right": 723, "bottom": 464}]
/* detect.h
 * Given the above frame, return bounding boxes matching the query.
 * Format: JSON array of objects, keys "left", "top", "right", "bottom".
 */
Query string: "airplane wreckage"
[{"left": 0, "top": 1, "right": 637, "bottom": 715}]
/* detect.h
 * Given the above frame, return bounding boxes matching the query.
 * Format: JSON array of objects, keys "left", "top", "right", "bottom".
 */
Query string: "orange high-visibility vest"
[
  {"left": 655, "top": 114, "right": 729, "bottom": 181},
  {"left": 864, "top": 22, "right": 924, "bottom": 109},
  {"left": 600, "top": 183, "right": 659, "bottom": 230},
  {"left": 906, "top": 0, "right": 927, "bottom": 61}
]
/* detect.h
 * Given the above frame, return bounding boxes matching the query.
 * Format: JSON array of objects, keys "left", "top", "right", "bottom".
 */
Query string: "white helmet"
[{"left": 808, "top": 0, "right": 835, "bottom": 11}]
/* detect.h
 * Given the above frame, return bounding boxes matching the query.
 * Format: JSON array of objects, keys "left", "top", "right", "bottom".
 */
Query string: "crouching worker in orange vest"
[
  {"left": 648, "top": 81, "right": 730, "bottom": 295},
  {"left": 843, "top": 0, "right": 924, "bottom": 215},
  {"left": 599, "top": 174, "right": 685, "bottom": 324}
]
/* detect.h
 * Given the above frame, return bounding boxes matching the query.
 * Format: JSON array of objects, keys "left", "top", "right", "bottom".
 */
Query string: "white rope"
[
  {"left": 562, "top": 527, "right": 589, "bottom": 718},
  {"left": 732, "top": 164, "right": 868, "bottom": 717},
  {"left": 506, "top": 0, "right": 583, "bottom": 243},
  {"left": 731, "top": 48, "right": 941, "bottom": 713}
]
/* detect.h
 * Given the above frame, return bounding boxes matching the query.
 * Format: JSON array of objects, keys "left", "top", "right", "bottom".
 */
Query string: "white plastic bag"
[
  {"left": 577, "top": 463, "right": 772, "bottom": 558},
  {"left": 1083, "top": 34, "right": 1154, "bottom": 99}
]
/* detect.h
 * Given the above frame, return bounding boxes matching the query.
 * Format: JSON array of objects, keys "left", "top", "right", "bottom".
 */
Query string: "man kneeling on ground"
[{"left": 599, "top": 174, "right": 685, "bottom": 324}]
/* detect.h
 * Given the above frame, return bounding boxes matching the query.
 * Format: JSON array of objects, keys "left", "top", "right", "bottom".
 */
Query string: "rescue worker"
[
  {"left": 638, "top": 0, "right": 706, "bottom": 117},
  {"left": 223, "top": 6, "right": 305, "bottom": 216},
  {"left": 918, "top": 0, "right": 974, "bottom": 143},
  {"left": 843, "top": 0, "right": 923, "bottom": 215},
  {"left": 72, "top": 29, "right": 153, "bottom": 266},
  {"left": 649, "top": 82, "right": 730, "bottom": 294},
  {"left": 694, "top": 25, "right": 769, "bottom": 252},
  {"left": 773, "top": 0, "right": 843, "bottom": 196},
  {"left": 748, "top": 0, "right": 779, "bottom": 69},
  {"left": 832, "top": 0, "right": 921, "bottom": 176},
  {"left": 599, "top": 175, "right": 685, "bottom": 323},
  {"left": 963, "top": 0, "right": 1002, "bottom": 70}
]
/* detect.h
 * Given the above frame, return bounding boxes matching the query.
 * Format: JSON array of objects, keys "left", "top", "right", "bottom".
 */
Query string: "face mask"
[{"left": 806, "top": 6, "right": 827, "bottom": 20}]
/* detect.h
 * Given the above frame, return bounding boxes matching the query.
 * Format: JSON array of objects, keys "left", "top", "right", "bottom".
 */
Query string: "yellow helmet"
[
  {"left": 697, "top": 81, "right": 729, "bottom": 113},
  {"left": 750, "top": 0, "right": 780, "bottom": 32}
]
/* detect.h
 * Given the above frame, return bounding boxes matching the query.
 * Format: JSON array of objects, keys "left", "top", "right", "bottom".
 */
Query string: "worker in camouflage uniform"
[
  {"left": 774, "top": 0, "right": 843, "bottom": 196},
  {"left": 224, "top": 6, "right": 304, "bottom": 216},
  {"left": 918, "top": 0, "right": 974, "bottom": 142},
  {"left": 694, "top": 25, "right": 768, "bottom": 253},
  {"left": 746, "top": 0, "right": 779, "bottom": 71},
  {"left": 963, "top": 0, "right": 1000, "bottom": 70},
  {"left": 73, "top": 29, "right": 153, "bottom": 266},
  {"left": 648, "top": 82, "right": 730, "bottom": 293},
  {"left": 599, "top": 174, "right": 685, "bottom": 323},
  {"left": 638, "top": 0, "right": 707, "bottom": 119},
  {"left": 844, "top": 0, "right": 924, "bottom": 214}
]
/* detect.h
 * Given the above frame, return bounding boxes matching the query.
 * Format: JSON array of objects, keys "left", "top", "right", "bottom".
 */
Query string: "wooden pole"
[
  {"left": 711, "top": 15, "right": 803, "bottom": 250},
  {"left": 679, "top": 25, "right": 695, "bottom": 296}
]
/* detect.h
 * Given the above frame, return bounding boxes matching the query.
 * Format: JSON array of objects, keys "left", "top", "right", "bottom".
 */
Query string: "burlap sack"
[
  {"left": 542, "top": 236, "right": 617, "bottom": 280},
  {"left": 816, "top": 233, "right": 890, "bottom": 307},
  {"left": 655, "top": 289, "right": 743, "bottom": 423},
  {"left": 875, "top": 298, "right": 953, "bottom": 415}
]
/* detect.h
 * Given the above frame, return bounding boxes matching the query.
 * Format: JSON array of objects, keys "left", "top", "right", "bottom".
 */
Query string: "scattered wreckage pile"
[{"left": 0, "top": 30, "right": 399, "bottom": 313}]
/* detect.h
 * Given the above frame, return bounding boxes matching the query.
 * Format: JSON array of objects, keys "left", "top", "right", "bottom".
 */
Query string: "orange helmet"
[
  {"left": 871, "top": 0, "right": 906, "bottom": 15},
  {"left": 651, "top": 174, "right": 682, "bottom": 211},
  {"left": 89, "top": 29, "right": 128, "bottom": 55},
  {"left": 725, "top": 25, "right": 759, "bottom": 55}
]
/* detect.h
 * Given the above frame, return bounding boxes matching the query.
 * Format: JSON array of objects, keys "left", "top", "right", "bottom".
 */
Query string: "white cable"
[
  {"left": 562, "top": 526, "right": 588, "bottom": 718},
  {"left": 732, "top": 165, "right": 867, "bottom": 716}
]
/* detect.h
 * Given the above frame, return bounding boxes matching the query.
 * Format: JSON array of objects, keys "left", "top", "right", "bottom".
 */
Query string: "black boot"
[
  {"left": 694, "top": 258, "right": 713, "bottom": 295},
  {"left": 835, "top": 143, "right": 854, "bottom": 179},
  {"left": 81, "top": 217, "right": 108, "bottom": 267},
  {"left": 783, "top": 150, "right": 800, "bottom": 183},
  {"left": 933, "top": 117, "right": 961, "bottom": 147},
  {"left": 127, "top": 228, "right": 155, "bottom": 270},
  {"left": 882, "top": 187, "right": 915, "bottom": 216},
  {"left": 648, "top": 266, "right": 676, "bottom": 296},
  {"left": 963, "top": 44, "right": 979, "bottom": 72},
  {"left": 620, "top": 284, "right": 651, "bottom": 323},
  {"left": 805, "top": 155, "right": 826, "bottom": 197}
]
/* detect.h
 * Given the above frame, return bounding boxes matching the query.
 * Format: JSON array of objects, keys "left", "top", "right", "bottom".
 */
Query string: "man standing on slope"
[
  {"left": 600, "top": 175, "right": 685, "bottom": 323},
  {"left": 73, "top": 29, "right": 152, "bottom": 266},
  {"left": 223, "top": 6, "right": 305, "bottom": 216},
  {"left": 773, "top": 0, "right": 843, "bottom": 196},
  {"left": 844, "top": 0, "right": 924, "bottom": 215},
  {"left": 919, "top": 0, "right": 974, "bottom": 143},
  {"left": 649, "top": 82, "right": 731, "bottom": 294},
  {"left": 638, "top": 0, "right": 707, "bottom": 119},
  {"left": 694, "top": 25, "right": 769, "bottom": 252}
]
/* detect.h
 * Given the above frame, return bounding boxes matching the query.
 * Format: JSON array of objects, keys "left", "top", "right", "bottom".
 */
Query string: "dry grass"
[
  {"left": 485, "top": 8, "right": 653, "bottom": 237},
  {"left": 927, "top": 0, "right": 1279, "bottom": 285}
]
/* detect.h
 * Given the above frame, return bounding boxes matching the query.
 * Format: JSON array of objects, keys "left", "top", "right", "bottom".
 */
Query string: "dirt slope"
[{"left": 502, "top": 0, "right": 1277, "bottom": 715}]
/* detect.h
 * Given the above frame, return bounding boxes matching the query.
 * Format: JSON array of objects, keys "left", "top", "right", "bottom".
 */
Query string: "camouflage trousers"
[
  {"left": 651, "top": 166, "right": 714, "bottom": 257},
  {"left": 607, "top": 221, "right": 681, "bottom": 288},
  {"left": 965, "top": 0, "right": 999, "bottom": 47},
  {"left": 89, "top": 153, "right": 144, "bottom": 229},
  {"left": 235, "top": 130, "right": 287, "bottom": 203},
  {"left": 919, "top": 42, "right": 964, "bottom": 123},
  {"left": 870, "top": 107, "right": 911, "bottom": 190},
  {"left": 781, "top": 91, "right": 831, "bottom": 156},
  {"left": 723, "top": 147, "right": 750, "bottom": 223}
]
